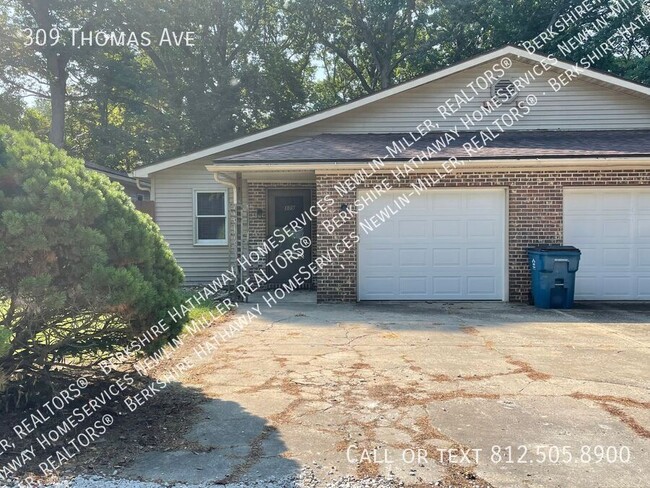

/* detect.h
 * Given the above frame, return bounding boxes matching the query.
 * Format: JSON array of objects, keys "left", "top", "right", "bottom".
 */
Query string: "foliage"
[
  {"left": 0, "top": 126, "right": 187, "bottom": 406},
  {"left": 0, "top": 324, "right": 9, "bottom": 393},
  {"left": 107, "top": 0, "right": 311, "bottom": 165},
  {"left": 0, "top": 92, "right": 50, "bottom": 141},
  {"left": 0, "top": 0, "right": 311, "bottom": 171},
  {"left": 292, "top": 0, "right": 443, "bottom": 100},
  {"left": 0, "top": 0, "right": 648, "bottom": 168},
  {"left": 0, "top": 0, "right": 120, "bottom": 148}
]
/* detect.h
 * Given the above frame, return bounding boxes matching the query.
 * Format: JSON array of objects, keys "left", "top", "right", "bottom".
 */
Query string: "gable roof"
[{"left": 132, "top": 45, "right": 650, "bottom": 177}]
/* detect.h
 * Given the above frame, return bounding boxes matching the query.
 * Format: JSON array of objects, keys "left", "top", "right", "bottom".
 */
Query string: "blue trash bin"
[{"left": 528, "top": 246, "right": 581, "bottom": 309}]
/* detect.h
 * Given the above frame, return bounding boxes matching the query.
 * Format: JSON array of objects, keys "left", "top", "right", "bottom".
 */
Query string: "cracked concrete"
[{"left": 123, "top": 299, "right": 649, "bottom": 487}]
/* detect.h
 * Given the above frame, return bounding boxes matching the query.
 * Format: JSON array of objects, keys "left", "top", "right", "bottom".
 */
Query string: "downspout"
[
  {"left": 135, "top": 178, "right": 151, "bottom": 192},
  {"left": 213, "top": 172, "right": 242, "bottom": 300},
  {"left": 213, "top": 172, "right": 237, "bottom": 204}
]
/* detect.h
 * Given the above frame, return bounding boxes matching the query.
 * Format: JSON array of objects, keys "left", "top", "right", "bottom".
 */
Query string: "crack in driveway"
[{"left": 119, "top": 301, "right": 650, "bottom": 487}]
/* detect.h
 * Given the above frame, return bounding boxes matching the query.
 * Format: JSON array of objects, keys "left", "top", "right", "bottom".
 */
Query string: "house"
[
  {"left": 86, "top": 162, "right": 154, "bottom": 217},
  {"left": 132, "top": 45, "right": 650, "bottom": 302}
]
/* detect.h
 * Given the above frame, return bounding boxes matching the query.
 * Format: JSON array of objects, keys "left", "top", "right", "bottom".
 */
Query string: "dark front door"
[{"left": 267, "top": 189, "right": 312, "bottom": 287}]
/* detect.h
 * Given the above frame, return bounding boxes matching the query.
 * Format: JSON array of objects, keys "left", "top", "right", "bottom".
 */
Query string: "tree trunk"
[
  {"left": 26, "top": 0, "right": 68, "bottom": 148},
  {"left": 379, "top": 64, "right": 392, "bottom": 90},
  {"left": 48, "top": 54, "right": 67, "bottom": 148}
]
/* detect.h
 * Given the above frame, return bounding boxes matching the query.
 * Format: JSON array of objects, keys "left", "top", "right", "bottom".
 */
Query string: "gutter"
[
  {"left": 206, "top": 156, "right": 650, "bottom": 173},
  {"left": 213, "top": 172, "right": 237, "bottom": 204}
]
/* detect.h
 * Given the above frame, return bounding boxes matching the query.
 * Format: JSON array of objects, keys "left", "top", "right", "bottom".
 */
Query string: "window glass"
[
  {"left": 197, "top": 217, "right": 226, "bottom": 240},
  {"left": 197, "top": 192, "right": 225, "bottom": 216}
]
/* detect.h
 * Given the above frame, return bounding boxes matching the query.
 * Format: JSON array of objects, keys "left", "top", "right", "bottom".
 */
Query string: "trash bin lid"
[{"left": 528, "top": 245, "right": 580, "bottom": 252}]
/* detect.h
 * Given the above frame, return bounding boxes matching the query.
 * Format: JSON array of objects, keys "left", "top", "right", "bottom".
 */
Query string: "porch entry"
[{"left": 267, "top": 189, "right": 313, "bottom": 288}]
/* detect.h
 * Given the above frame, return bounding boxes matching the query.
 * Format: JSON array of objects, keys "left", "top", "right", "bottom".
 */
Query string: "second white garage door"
[
  {"left": 564, "top": 188, "right": 650, "bottom": 300},
  {"left": 358, "top": 188, "right": 506, "bottom": 300}
]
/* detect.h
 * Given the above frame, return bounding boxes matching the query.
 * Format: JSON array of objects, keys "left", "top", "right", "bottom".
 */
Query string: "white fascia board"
[{"left": 205, "top": 157, "right": 650, "bottom": 173}]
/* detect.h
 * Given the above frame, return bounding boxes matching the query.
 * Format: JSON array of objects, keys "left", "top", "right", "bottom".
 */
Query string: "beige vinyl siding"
[
  {"left": 291, "top": 60, "right": 650, "bottom": 135},
  {"left": 153, "top": 161, "right": 234, "bottom": 284}
]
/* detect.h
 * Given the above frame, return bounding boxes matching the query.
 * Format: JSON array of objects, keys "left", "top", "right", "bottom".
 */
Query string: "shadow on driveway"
[{"left": 121, "top": 398, "right": 299, "bottom": 484}]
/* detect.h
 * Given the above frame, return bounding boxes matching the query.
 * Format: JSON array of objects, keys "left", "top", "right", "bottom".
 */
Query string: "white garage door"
[
  {"left": 564, "top": 188, "right": 650, "bottom": 300},
  {"left": 358, "top": 188, "right": 506, "bottom": 300}
]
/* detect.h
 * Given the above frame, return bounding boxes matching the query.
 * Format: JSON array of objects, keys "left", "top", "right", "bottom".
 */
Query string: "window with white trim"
[{"left": 194, "top": 191, "right": 227, "bottom": 245}]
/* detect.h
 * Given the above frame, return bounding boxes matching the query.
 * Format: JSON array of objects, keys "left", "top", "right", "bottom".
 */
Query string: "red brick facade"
[{"left": 315, "top": 169, "right": 650, "bottom": 303}]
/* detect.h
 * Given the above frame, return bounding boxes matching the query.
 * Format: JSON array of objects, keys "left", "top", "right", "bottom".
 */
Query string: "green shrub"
[
  {"left": 0, "top": 325, "right": 8, "bottom": 393},
  {"left": 0, "top": 126, "right": 187, "bottom": 404}
]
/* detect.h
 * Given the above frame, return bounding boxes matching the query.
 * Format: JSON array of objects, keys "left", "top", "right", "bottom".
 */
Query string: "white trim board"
[{"left": 203, "top": 157, "right": 650, "bottom": 173}]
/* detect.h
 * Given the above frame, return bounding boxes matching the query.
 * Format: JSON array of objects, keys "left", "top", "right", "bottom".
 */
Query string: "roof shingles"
[{"left": 216, "top": 130, "right": 650, "bottom": 163}]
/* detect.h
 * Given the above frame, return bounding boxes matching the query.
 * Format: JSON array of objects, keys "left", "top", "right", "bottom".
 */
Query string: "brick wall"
[
  {"left": 315, "top": 169, "right": 650, "bottom": 303},
  {"left": 316, "top": 174, "right": 358, "bottom": 301},
  {"left": 245, "top": 181, "right": 317, "bottom": 287}
]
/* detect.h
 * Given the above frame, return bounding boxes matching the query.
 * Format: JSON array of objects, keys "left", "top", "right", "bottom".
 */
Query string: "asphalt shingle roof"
[{"left": 216, "top": 130, "right": 650, "bottom": 163}]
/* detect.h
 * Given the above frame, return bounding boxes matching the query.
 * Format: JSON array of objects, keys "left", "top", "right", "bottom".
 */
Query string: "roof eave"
[{"left": 205, "top": 155, "right": 650, "bottom": 173}]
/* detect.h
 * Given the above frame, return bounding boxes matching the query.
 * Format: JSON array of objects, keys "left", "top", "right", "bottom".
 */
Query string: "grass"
[{"left": 180, "top": 288, "right": 221, "bottom": 323}]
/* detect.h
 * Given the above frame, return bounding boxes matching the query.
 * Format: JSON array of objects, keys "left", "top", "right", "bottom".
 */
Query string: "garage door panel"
[
  {"left": 359, "top": 189, "right": 505, "bottom": 300},
  {"left": 575, "top": 247, "right": 600, "bottom": 268},
  {"left": 638, "top": 278, "right": 650, "bottom": 298},
  {"left": 433, "top": 248, "right": 461, "bottom": 265},
  {"left": 432, "top": 277, "right": 462, "bottom": 295},
  {"left": 433, "top": 220, "right": 462, "bottom": 238},
  {"left": 468, "top": 220, "right": 497, "bottom": 238},
  {"left": 433, "top": 193, "right": 462, "bottom": 209},
  {"left": 399, "top": 248, "right": 428, "bottom": 266},
  {"left": 365, "top": 248, "right": 394, "bottom": 265},
  {"left": 568, "top": 193, "right": 598, "bottom": 211},
  {"left": 362, "top": 276, "right": 396, "bottom": 295},
  {"left": 575, "top": 275, "right": 599, "bottom": 297},
  {"left": 637, "top": 248, "right": 650, "bottom": 267},
  {"left": 566, "top": 219, "right": 599, "bottom": 239},
  {"left": 602, "top": 248, "right": 631, "bottom": 267},
  {"left": 467, "top": 276, "right": 497, "bottom": 295},
  {"left": 407, "top": 197, "right": 430, "bottom": 210},
  {"left": 466, "top": 192, "right": 500, "bottom": 210},
  {"left": 601, "top": 276, "right": 633, "bottom": 297},
  {"left": 605, "top": 193, "right": 633, "bottom": 210},
  {"left": 398, "top": 219, "right": 428, "bottom": 238},
  {"left": 564, "top": 188, "right": 650, "bottom": 300},
  {"left": 370, "top": 222, "right": 397, "bottom": 238},
  {"left": 638, "top": 219, "right": 650, "bottom": 237},
  {"left": 399, "top": 277, "right": 428, "bottom": 294},
  {"left": 603, "top": 220, "right": 630, "bottom": 238},
  {"left": 467, "top": 248, "right": 496, "bottom": 266}
]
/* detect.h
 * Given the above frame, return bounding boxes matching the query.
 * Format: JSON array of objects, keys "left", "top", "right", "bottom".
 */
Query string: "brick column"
[{"left": 315, "top": 174, "right": 358, "bottom": 302}]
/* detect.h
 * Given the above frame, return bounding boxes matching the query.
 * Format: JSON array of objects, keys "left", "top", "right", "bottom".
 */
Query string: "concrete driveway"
[{"left": 123, "top": 297, "right": 650, "bottom": 487}]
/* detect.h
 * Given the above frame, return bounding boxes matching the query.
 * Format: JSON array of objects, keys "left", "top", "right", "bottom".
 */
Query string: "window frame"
[{"left": 193, "top": 189, "right": 228, "bottom": 246}]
